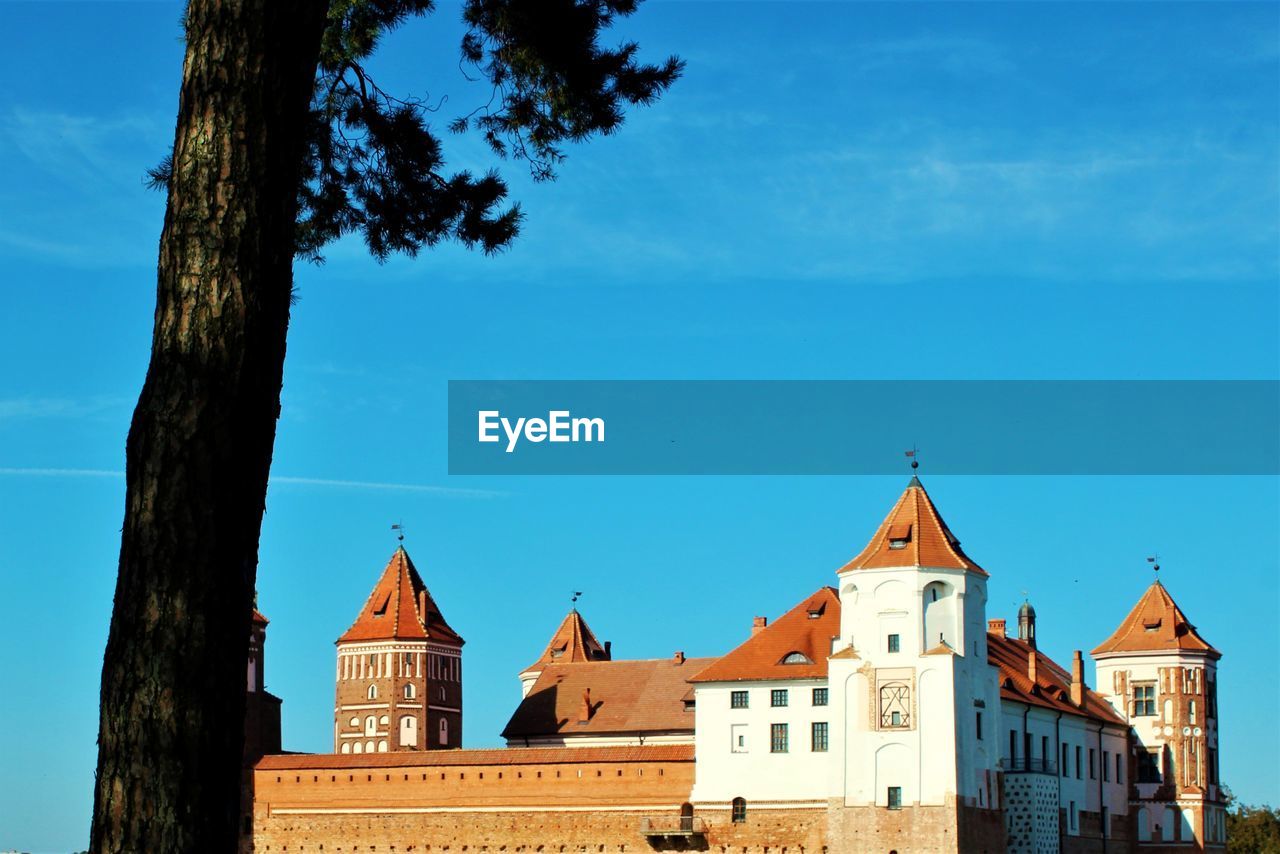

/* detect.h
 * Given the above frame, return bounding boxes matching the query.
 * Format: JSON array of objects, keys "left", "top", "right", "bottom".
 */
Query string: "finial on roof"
[
  {"left": 391, "top": 520, "right": 405, "bottom": 544},
  {"left": 1147, "top": 555, "right": 1160, "bottom": 581},
  {"left": 571, "top": 591, "right": 583, "bottom": 611},
  {"left": 905, "top": 445, "right": 922, "bottom": 486}
]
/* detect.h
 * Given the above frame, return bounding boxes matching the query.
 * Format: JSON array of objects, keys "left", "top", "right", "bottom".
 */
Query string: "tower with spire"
[
  {"left": 1092, "top": 576, "right": 1225, "bottom": 850},
  {"left": 518, "top": 606, "right": 611, "bottom": 697},
  {"left": 826, "top": 475, "right": 1003, "bottom": 849},
  {"left": 333, "top": 546, "right": 464, "bottom": 753}
]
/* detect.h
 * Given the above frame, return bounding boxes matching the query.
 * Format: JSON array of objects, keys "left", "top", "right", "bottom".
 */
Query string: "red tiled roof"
[
  {"left": 839, "top": 478, "right": 986, "bottom": 575},
  {"left": 337, "top": 546, "right": 463, "bottom": 645},
  {"left": 1091, "top": 581, "right": 1219, "bottom": 658},
  {"left": 689, "top": 588, "right": 840, "bottom": 683},
  {"left": 502, "top": 658, "right": 715, "bottom": 740},
  {"left": 523, "top": 609, "right": 610, "bottom": 673},
  {"left": 987, "top": 632, "right": 1125, "bottom": 725},
  {"left": 252, "top": 609, "right": 269, "bottom": 626},
  {"left": 255, "top": 744, "right": 694, "bottom": 770}
]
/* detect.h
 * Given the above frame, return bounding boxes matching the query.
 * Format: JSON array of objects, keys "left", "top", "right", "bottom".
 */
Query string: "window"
[
  {"left": 781, "top": 651, "right": 813, "bottom": 664},
  {"left": 975, "top": 711, "right": 983, "bottom": 740},
  {"left": 771, "top": 689, "right": 788, "bottom": 708},
  {"left": 364, "top": 715, "right": 377, "bottom": 737},
  {"left": 887, "top": 786, "right": 902, "bottom": 810},
  {"left": 438, "top": 685, "right": 446, "bottom": 701},
  {"left": 879, "top": 683, "right": 911, "bottom": 729},
  {"left": 731, "top": 797, "right": 747, "bottom": 823},
  {"left": 731, "top": 723, "right": 748, "bottom": 753},
  {"left": 404, "top": 683, "right": 416, "bottom": 699},
  {"left": 1115, "top": 752, "right": 1123, "bottom": 784},
  {"left": 1061, "top": 743, "right": 1069, "bottom": 777},
  {"left": 367, "top": 684, "right": 378, "bottom": 700},
  {"left": 1143, "top": 748, "right": 1161, "bottom": 784},
  {"left": 731, "top": 690, "right": 749, "bottom": 709},
  {"left": 812, "top": 687, "right": 828, "bottom": 706},
  {"left": 1069, "top": 801, "right": 1077, "bottom": 832},
  {"left": 1089, "top": 748, "right": 1096, "bottom": 779},
  {"left": 811, "top": 722, "right": 829, "bottom": 752},
  {"left": 1009, "top": 730, "right": 1018, "bottom": 764},
  {"left": 1132, "top": 684, "right": 1156, "bottom": 716},
  {"left": 887, "top": 633, "right": 901, "bottom": 653},
  {"left": 439, "top": 717, "right": 449, "bottom": 746},
  {"left": 1075, "top": 746, "right": 1082, "bottom": 780},
  {"left": 1103, "top": 750, "right": 1110, "bottom": 782},
  {"left": 1042, "top": 736, "right": 1049, "bottom": 765},
  {"left": 770, "top": 723, "right": 789, "bottom": 753}
]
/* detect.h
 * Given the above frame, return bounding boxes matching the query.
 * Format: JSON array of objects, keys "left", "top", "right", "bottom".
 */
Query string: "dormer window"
[
  {"left": 807, "top": 602, "right": 826, "bottom": 619},
  {"left": 887, "top": 523, "right": 912, "bottom": 550},
  {"left": 780, "top": 651, "right": 813, "bottom": 665},
  {"left": 372, "top": 593, "right": 391, "bottom": 617},
  {"left": 1143, "top": 618, "right": 1161, "bottom": 632}
]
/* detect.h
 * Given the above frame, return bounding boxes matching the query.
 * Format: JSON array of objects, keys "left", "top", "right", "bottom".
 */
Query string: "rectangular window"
[
  {"left": 730, "top": 723, "right": 748, "bottom": 753},
  {"left": 812, "top": 687, "right": 828, "bottom": 706},
  {"left": 811, "top": 721, "right": 829, "bottom": 752},
  {"left": 1132, "top": 684, "right": 1156, "bottom": 716},
  {"left": 1075, "top": 746, "right": 1083, "bottom": 779},
  {"left": 771, "top": 689, "right": 788, "bottom": 708},
  {"left": 1137, "top": 749, "right": 1162, "bottom": 783},
  {"left": 1116, "top": 752, "right": 1123, "bottom": 783},
  {"left": 976, "top": 711, "right": 983, "bottom": 740},
  {"left": 887, "top": 634, "right": 901, "bottom": 653},
  {"left": 1103, "top": 750, "right": 1110, "bottom": 782},
  {"left": 1070, "top": 801, "right": 1077, "bottom": 832},
  {"left": 887, "top": 786, "right": 902, "bottom": 810},
  {"left": 1009, "top": 730, "right": 1018, "bottom": 764},
  {"left": 770, "top": 723, "right": 788, "bottom": 753},
  {"left": 1089, "top": 748, "right": 1097, "bottom": 780},
  {"left": 1062, "top": 743, "right": 1069, "bottom": 777},
  {"left": 730, "top": 690, "right": 749, "bottom": 709}
]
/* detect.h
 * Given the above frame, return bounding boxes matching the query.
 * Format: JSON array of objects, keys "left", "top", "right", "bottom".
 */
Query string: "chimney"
[
  {"left": 579, "top": 688, "right": 592, "bottom": 723},
  {"left": 1028, "top": 651, "right": 1038, "bottom": 684},
  {"left": 752, "top": 616, "right": 768, "bottom": 636},
  {"left": 988, "top": 618, "right": 1007, "bottom": 638},
  {"left": 1070, "top": 650, "right": 1085, "bottom": 707},
  {"left": 673, "top": 650, "right": 685, "bottom": 665},
  {"left": 603, "top": 641, "right": 612, "bottom": 660}
]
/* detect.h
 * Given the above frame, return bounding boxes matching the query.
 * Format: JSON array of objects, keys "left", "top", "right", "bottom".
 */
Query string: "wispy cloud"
[
  {"left": 0, "top": 466, "right": 503, "bottom": 497},
  {"left": 0, "top": 396, "right": 127, "bottom": 421}
]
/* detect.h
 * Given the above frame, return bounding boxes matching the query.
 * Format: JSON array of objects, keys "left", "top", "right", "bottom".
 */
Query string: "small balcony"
[
  {"left": 1003, "top": 757, "right": 1059, "bottom": 775},
  {"left": 639, "top": 814, "right": 708, "bottom": 839}
]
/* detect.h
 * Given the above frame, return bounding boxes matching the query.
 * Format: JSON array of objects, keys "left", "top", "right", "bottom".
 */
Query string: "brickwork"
[{"left": 825, "top": 798, "right": 1003, "bottom": 854}]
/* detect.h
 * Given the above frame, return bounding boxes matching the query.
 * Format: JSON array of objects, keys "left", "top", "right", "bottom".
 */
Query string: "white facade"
[{"left": 691, "top": 678, "right": 832, "bottom": 806}]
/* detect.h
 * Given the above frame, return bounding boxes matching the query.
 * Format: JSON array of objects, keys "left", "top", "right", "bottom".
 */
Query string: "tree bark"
[{"left": 91, "top": 1, "right": 329, "bottom": 850}]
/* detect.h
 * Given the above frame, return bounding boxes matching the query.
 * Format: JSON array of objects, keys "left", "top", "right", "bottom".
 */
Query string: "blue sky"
[{"left": 0, "top": 2, "right": 1277, "bottom": 851}]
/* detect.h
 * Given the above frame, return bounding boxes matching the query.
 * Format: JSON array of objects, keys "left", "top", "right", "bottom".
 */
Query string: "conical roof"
[
  {"left": 839, "top": 477, "right": 986, "bottom": 575},
  {"left": 337, "top": 546, "right": 463, "bottom": 645},
  {"left": 523, "top": 609, "right": 610, "bottom": 673},
  {"left": 1092, "top": 580, "right": 1218, "bottom": 658}
]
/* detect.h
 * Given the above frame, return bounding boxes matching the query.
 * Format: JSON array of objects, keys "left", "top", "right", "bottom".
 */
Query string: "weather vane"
[
  {"left": 571, "top": 591, "right": 583, "bottom": 606},
  {"left": 392, "top": 521, "right": 405, "bottom": 543},
  {"left": 905, "top": 445, "right": 919, "bottom": 471},
  {"left": 1147, "top": 555, "right": 1160, "bottom": 576}
]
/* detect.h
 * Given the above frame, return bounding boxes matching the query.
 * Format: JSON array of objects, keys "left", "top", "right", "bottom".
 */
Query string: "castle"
[{"left": 242, "top": 477, "right": 1225, "bottom": 853}]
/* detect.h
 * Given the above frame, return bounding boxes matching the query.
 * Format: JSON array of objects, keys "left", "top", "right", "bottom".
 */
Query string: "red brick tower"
[
  {"left": 244, "top": 607, "right": 282, "bottom": 762},
  {"left": 334, "top": 546, "right": 464, "bottom": 753},
  {"left": 1093, "top": 579, "right": 1224, "bottom": 850}
]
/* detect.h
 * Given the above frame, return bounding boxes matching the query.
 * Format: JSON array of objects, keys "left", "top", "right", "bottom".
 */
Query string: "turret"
[{"left": 333, "top": 546, "right": 464, "bottom": 754}]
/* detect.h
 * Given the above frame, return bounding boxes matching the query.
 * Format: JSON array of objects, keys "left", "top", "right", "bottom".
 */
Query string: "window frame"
[
  {"left": 811, "top": 721, "right": 829, "bottom": 752},
  {"left": 770, "top": 722, "right": 789, "bottom": 753},
  {"left": 730, "top": 690, "right": 749, "bottom": 709},
  {"left": 770, "top": 689, "right": 789, "bottom": 708},
  {"left": 812, "top": 687, "right": 828, "bottom": 706}
]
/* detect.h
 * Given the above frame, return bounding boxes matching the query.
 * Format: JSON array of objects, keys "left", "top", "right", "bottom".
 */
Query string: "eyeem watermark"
[{"left": 477, "top": 410, "right": 606, "bottom": 453}]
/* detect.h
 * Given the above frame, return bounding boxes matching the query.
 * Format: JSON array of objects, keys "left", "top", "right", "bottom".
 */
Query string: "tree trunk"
[{"left": 91, "top": 1, "right": 328, "bottom": 850}]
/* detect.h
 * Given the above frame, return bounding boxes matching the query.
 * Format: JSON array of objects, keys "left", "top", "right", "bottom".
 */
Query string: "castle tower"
[
  {"left": 334, "top": 546, "right": 464, "bottom": 754},
  {"left": 1017, "top": 599, "right": 1036, "bottom": 648},
  {"left": 518, "top": 608, "right": 610, "bottom": 697},
  {"left": 244, "top": 607, "right": 282, "bottom": 762},
  {"left": 825, "top": 476, "right": 1003, "bottom": 852},
  {"left": 1093, "top": 579, "right": 1225, "bottom": 850}
]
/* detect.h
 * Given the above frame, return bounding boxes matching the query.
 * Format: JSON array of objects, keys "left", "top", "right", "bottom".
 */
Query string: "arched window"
[
  {"left": 367, "top": 684, "right": 378, "bottom": 700},
  {"left": 922, "top": 581, "right": 956, "bottom": 649},
  {"left": 349, "top": 716, "right": 359, "bottom": 727},
  {"left": 378, "top": 740, "right": 388, "bottom": 753},
  {"left": 1137, "top": 808, "right": 1151, "bottom": 841},
  {"left": 364, "top": 715, "right": 377, "bottom": 737},
  {"left": 353, "top": 741, "right": 363, "bottom": 754},
  {"left": 780, "top": 651, "right": 813, "bottom": 665},
  {"left": 439, "top": 717, "right": 449, "bottom": 746},
  {"left": 438, "top": 685, "right": 447, "bottom": 702},
  {"left": 379, "top": 715, "right": 389, "bottom": 726},
  {"left": 365, "top": 740, "right": 375, "bottom": 754},
  {"left": 731, "top": 797, "right": 746, "bottom": 823},
  {"left": 341, "top": 742, "right": 351, "bottom": 754},
  {"left": 404, "top": 683, "right": 416, "bottom": 699},
  {"left": 400, "top": 715, "right": 418, "bottom": 747}
]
